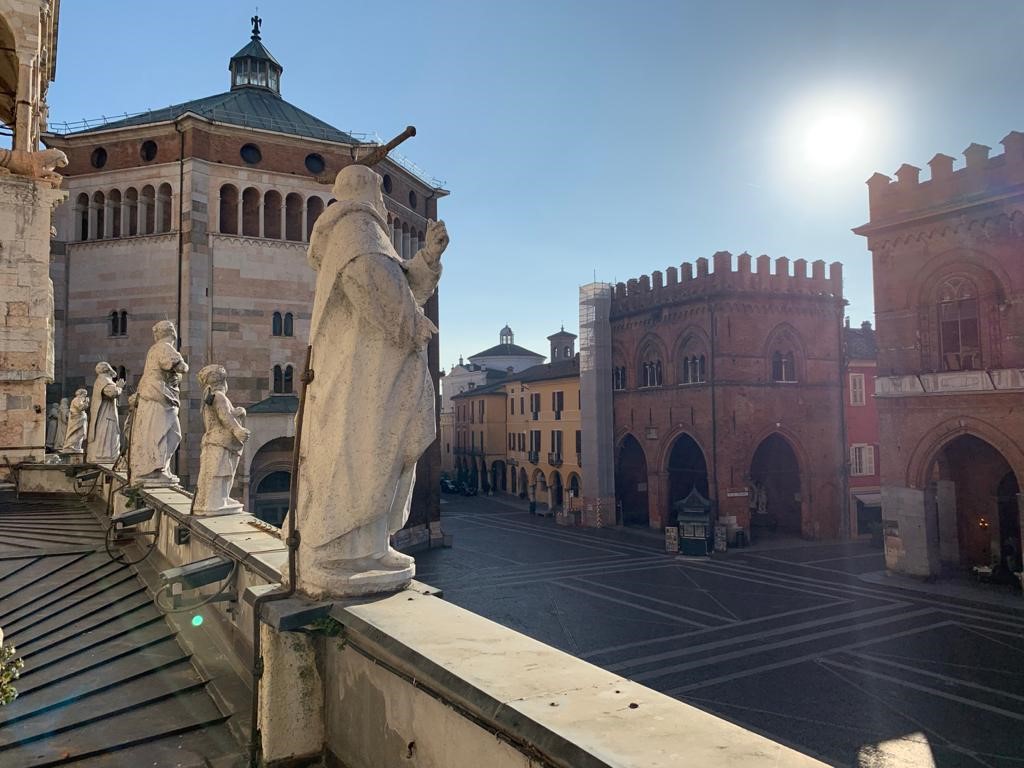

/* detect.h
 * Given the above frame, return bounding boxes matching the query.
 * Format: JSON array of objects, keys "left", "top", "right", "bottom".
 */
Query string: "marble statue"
[
  {"left": 86, "top": 362, "right": 124, "bottom": 464},
  {"left": 194, "top": 365, "right": 250, "bottom": 516},
  {"left": 0, "top": 147, "right": 67, "bottom": 186},
  {"left": 56, "top": 397, "right": 69, "bottom": 449},
  {"left": 130, "top": 321, "right": 188, "bottom": 486},
  {"left": 288, "top": 164, "right": 447, "bottom": 598},
  {"left": 45, "top": 404, "right": 59, "bottom": 450},
  {"left": 61, "top": 389, "right": 89, "bottom": 454}
]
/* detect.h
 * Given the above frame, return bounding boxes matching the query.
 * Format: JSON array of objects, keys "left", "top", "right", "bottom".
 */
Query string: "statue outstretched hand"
[{"left": 422, "top": 220, "right": 448, "bottom": 267}]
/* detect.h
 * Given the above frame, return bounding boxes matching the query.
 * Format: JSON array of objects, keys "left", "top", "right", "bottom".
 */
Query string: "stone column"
[
  {"left": 103, "top": 200, "right": 113, "bottom": 238},
  {"left": 258, "top": 199, "right": 265, "bottom": 239},
  {"left": 402, "top": 230, "right": 410, "bottom": 259},
  {"left": 236, "top": 198, "right": 243, "bottom": 236},
  {"left": 121, "top": 200, "right": 129, "bottom": 238},
  {"left": 301, "top": 202, "right": 308, "bottom": 243},
  {"left": 88, "top": 203, "right": 98, "bottom": 240},
  {"left": 279, "top": 205, "right": 286, "bottom": 242}
]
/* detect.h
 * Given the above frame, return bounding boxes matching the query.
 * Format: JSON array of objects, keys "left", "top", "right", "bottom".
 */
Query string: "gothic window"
[
  {"left": 273, "top": 364, "right": 283, "bottom": 394},
  {"left": 283, "top": 312, "right": 294, "bottom": 337},
  {"left": 680, "top": 355, "right": 707, "bottom": 385},
  {"left": 283, "top": 365, "right": 294, "bottom": 394},
  {"left": 272, "top": 311, "right": 282, "bottom": 337},
  {"left": 612, "top": 366, "right": 627, "bottom": 391},
  {"left": 119, "top": 311, "right": 128, "bottom": 336},
  {"left": 772, "top": 351, "right": 796, "bottom": 382},
  {"left": 109, "top": 311, "right": 119, "bottom": 336},
  {"left": 937, "top": 277, "right": 981, "bottom": 371},
  {"left": 640, "top": 358, "right": 662, "bottom": 388}
]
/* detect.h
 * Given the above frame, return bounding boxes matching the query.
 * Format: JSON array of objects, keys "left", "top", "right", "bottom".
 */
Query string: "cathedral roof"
[
  {"left": 844, "top": 323, "right": 878, "bottom": 360},
  {"left": 247, "top": 394, "right": 299, "bottom": 413},
  {"left": 513, "top": 356, "right": 580, "bottom": 383},
  {"left": 469, "top": 343, "right": 545, "bottom": 361}
]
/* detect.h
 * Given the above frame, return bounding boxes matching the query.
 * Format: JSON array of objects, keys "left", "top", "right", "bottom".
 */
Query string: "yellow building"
[{"left": 451, "top": 329, "right": 583, "bottom": 516}]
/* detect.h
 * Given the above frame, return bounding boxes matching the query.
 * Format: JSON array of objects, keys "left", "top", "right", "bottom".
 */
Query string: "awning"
[{"left": 854, "top": 492, "right": 882, "bottom": 507}]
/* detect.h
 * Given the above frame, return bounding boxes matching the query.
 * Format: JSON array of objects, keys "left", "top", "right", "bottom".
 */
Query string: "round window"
[
  {"left": 304, "top": 153, "right": 325, "bottom": 174},
  {"left": 140, "top": 140, "right": 157, "bottom": 162},
  {"left": 240, "top": 143, "right": 262, "bottom": 164},
  {"left": 408, "top": 190, "right": 418, "bottom": 209},
  {"left": 382, "top": 174, "right": 393, "bottom": 194},
  {"left": 90, "top": 147, "right": 107, "bottom": 169}
]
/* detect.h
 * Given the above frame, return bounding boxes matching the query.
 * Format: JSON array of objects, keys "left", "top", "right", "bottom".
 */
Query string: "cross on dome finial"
[{"left": 251, "top": 14, "right": 262, "bottom": 39}]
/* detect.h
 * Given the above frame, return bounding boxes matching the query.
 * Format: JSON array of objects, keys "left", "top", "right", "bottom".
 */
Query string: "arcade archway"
[
  {"left": 249, "top": 436, "right": 294, "bottom": 526},
  {"left": 616, "top": 434, "right": 649, "bottom": 526},
  {"left": 491, "top": 460, "right": 507, "bottom": 493},
  {"left": 549, "top": 470, "right": 564, "bottom": 511},
  {"left": 666, "top": 433, "right": 709, "bottom": 524},
  {"left": 749, "top": 433, "right": 802, "bottom": 535}
]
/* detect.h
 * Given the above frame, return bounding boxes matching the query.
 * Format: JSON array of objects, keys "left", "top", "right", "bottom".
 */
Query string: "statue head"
[
  {"left": 59, "top": 397, "right": 68, "bottom": 408},
  {"left": 197, "top": 364, "right": 228, "bottom": 392},
  {"left": 74, "top": 388, "right": 88, "bottom": 400},
  {"left": 332, "top": 164, "right": 385, "bottom": 215},
  {"left": 152, "top": 320, "right": 177, "bottom": 343},
  {"left": 95, "top": 361, "right": 114, "bottom": 377}
]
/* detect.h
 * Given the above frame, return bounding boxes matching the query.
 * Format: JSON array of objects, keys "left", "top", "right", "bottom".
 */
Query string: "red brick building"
[
  {"left": 843, "top": 320, "right": 881, "bottom": 538},
  {"left": 854, "top": 133, "right": 1024, "bottom": 577},
  {"left": 605, "top": 251, "right": 846, "bottom": 540}
]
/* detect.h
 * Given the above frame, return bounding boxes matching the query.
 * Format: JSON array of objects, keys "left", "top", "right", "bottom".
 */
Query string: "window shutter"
[{"left": 866, "top": 446, "right": 875, "bottom": 476}]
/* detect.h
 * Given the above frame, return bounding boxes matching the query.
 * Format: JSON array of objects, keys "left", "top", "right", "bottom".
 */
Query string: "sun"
[{"left": 803, "top": 106, "right": 867, "bottom": 170}]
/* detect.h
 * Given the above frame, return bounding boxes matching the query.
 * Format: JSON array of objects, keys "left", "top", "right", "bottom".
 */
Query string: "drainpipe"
[{"left": 174, "top": 124, "right": 185, "bottom": 479}]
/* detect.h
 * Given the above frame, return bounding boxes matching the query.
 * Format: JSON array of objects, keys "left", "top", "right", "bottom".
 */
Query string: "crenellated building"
[
  {"left": 42, "top": 19, "right": 448, "bottom": 548},
  {"left": 580, "top": 251, "right": 847, "bottom": 539},
  {"left": 855, "top": 134, "right": 1024, "bottom": 578}
]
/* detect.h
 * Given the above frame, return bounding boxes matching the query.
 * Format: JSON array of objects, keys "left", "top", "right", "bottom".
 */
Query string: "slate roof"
[
  {"left": 845, "top": 325, "right": 878, "bottom": 361},
  {"left": 247, "top": 394, "right": 299, "bottom": 414},
  {"left": 62, "top": 86, "right": 360, "bottom": 145},
  {"left": 230, "top": 36, "right": 281, "bottom": 68},
  {"left": 469, "top": 343, "right": 544, "bottom": 360},
  {"left": 451, "top": 380, "right": 509, "bottom": 400},
  {"left": 0, "top": 490, "right": 243, "bottom": 766}
]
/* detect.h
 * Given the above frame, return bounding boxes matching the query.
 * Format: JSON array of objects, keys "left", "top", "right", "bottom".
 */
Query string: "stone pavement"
[{"left": 419, "top": 493, "right": 1024, "bottom": 768}]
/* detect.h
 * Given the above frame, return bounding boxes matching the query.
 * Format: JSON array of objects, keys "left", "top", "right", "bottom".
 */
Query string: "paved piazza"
[{"left": 417, "top": 494, "right": 1024, "bottom": 768}]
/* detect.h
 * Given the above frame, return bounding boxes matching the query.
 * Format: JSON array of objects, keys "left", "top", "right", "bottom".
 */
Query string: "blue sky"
[{"left": 47, "top": 1, "right": 1024, "bottom": 368}]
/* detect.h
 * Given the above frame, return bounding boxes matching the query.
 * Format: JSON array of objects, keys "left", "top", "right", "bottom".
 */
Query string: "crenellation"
[
  {"left": 609, "top": 250, "right": 844, "bottom": 313},
  {"left": 865, "top": 130, "right": 1024, "bottom": 221}
]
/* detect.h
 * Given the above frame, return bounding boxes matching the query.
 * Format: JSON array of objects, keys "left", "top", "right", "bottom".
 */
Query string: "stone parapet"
[{"left": 875, "top": 368, "right": 1024, "bottom": 397}]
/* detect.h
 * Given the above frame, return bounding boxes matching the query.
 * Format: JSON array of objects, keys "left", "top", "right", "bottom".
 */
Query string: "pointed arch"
[{"left": 763, "top": 322, "right": 806, "bottom": 383}]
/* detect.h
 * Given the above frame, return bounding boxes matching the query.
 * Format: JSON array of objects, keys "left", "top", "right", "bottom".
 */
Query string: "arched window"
[
  {"left": 75, "top": 193, "right": 89, "bottom": 240},
  {"left": 109, "top": 189, "right": 122, "bottom": 238},
  {"left": 285, "top": 193, "right": 303, "bottom": 241},
  {"left": 125, "top": 187, "right": 139, "bottom": 236},
  {"left": 772, "top": 351, "right": 796, "bottom": 382},
  {"left": 283, "top": 365, "right": 294, "bottom": 394},
  {"left": 119, "top": 310, "right": 128, "bottom": 336},
  {"left": 140, "top": 185, "right": 155, "bottom": 234},
  {"left": 109, "top": 311, "right": 119, "bottom": 336},
  {"left": 273, "top": 364, "right": 283, "bottom": 394},
  {"left": 157, "top": 183, "right": 173, "bottom": 233},
  {"left": 283, "top": 312, "right": 294, "bottom": 337},
  {"left": 272, "top": 311, "right": 282, "bottom": 337},
  {"left": 219, "top": 184, "right": 239, "bottom": 235},
  {"left": 306, "top": 197, "right": 324, "bottom": 240},
  {"left": 92, "top": 191, "right": 106, "bottom": 239},
  {"left": 257, "top": 471, "right": 291, "bottom": 494},
  {"left": 242, "top": 187, "right": 260, "bottom": 237},
  {"left": 938, "top": 277, "right": 981, "bottom": 371},
  {"left": 613, "top": 366, "right": 627, "bottom": 391},
  {"left": 263, "top": 190, "right": 282, "bottom": 239},
  {"left": 640, "top": 359, "right": 662, "bottom": 388},
  {"left": 564, "top": 346, "right": 572, "bottom": 358},
  {"left": 117, "top": 365, "right": 127, "bottom": 380}
]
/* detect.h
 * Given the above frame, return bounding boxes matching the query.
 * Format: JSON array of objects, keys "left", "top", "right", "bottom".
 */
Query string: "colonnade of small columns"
[{"left": 73, "top": 183, "right": 174, "bottom": 240}]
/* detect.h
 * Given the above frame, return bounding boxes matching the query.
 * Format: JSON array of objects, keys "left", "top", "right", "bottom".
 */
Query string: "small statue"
[
  {"left": 114, "top": 392, "right": 138, "bottom": 471},
  {"left": 288, "top": 163, "right": 447, "bottom": 598},
  {"left": 0, "top": 147, "right": 67, "bottom": 186},
  {"left": 61, "top": 389, "right": 90, "bottom": 454},
  {"left": 56, "top": 397, "right": 69, "bottom": 449},
  {"left": 130, "top": 321, "right": 188, "bottom": 486},
  {"left": 194, "top": 365, "right": 251, "bottom": 516},
  {"left": 86, "top": 362, "right": 124, "bottom": 464},
  {"left": 45, "top": 403, "right": 59, "bottom": 450}
]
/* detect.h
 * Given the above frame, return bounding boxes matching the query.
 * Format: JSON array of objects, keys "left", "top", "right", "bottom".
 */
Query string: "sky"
[{"left": 46, "top": 0, "right": 1024, "bottom": 369}]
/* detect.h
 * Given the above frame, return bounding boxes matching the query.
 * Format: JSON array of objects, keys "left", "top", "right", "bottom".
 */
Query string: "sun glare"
[{"left": 784, "top": 89, "right": 880, "bottom": 177}]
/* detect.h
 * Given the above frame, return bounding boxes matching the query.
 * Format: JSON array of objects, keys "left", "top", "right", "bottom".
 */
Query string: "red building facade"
[
  {"left": 843, "top": 320, "right": 881, "bottom": 538},
  {"left": 608, "top": 251, "right": 846, "bottom": 540},
  {"left": 855, "top": 133, "right": 1024, "bottom": 577}
]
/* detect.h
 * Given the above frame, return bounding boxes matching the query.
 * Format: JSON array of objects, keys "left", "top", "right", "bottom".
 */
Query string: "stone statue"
[
  {"left": 86, "top": 362, "right": 124, "bottom": 464},
  {"left": 56, "top": 397, "right": 69, "bottom": 449},
  {"left": 0, "top": 147, "right": 67, "bottom": 186},
  {"left": 194, "top": 365, "right": 250, "bottom": 516},
  {"left": 288, "top": 164, "right": 447, "bottom": 598},
  {"left": 61, "top": 389, "right": 89, "bottom": 454},
  {"left": 114, "top": 392, "right": 138, "bottom": 471},
  {"left": 130, "top": 321, "right": 188, "bottom": 486},
  {"left": 45, "top": 403, "right": 58, "bottom": 450}
]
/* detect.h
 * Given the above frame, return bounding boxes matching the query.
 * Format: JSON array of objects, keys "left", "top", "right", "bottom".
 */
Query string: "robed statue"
[
  {"left": 61, "top": 389, "right": 89, "bottom": 454},
  {"left": 287, "top": 163, "right": 447, "bottom": 598},
  {"left": 87, "top": 362, "right": 124, "bottom": 464},
  {"left": 130, "top": 321, "right": 188, "bottom": 486},
  {"left": 56, "top": 397, "right": 69, "bottom": 450},
  {"left": 194, "top": 365, "right": 250, "bottom": 516}
]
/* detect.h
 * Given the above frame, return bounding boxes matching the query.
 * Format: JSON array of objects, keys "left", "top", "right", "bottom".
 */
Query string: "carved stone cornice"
[{"left": 211, "top": 234, "right": 308, "bottom": 251}]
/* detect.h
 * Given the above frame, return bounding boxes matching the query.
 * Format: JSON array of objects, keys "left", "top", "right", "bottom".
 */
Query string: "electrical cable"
[{"left": 153, "top": 558, "right": 238, "bottom": 614}]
